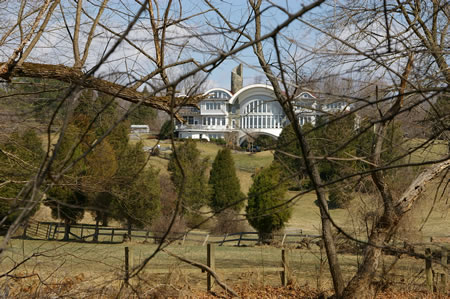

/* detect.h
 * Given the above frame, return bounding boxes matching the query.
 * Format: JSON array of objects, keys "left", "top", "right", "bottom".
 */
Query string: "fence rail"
[
  {"left": 121, "top": 243, "right": 448, "bottom": 294},
  {"left": 20, "top": 220, "right": 318, "bottom": 246},
  {"left": 11, "top": 221, "right": 450, "bottom": 295}
]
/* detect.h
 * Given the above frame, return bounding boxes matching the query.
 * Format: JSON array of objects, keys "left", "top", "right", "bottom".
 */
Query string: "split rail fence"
[
  {"left": 10, "top": 220, "right": 450, "bottom": 294},
  {"left": 121, "top": 243, "right": 448, "bottom": 294},
  {"left": 123, "top": 244, "right": 291, "bottom": 292},
  {"left": 20, "top": 220, "right": 318, "bottom": 246}
]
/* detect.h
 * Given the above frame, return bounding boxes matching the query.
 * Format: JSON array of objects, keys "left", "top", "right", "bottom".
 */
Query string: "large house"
[{"left": 175, "top": 65, "right": 351, "bottom": 145}]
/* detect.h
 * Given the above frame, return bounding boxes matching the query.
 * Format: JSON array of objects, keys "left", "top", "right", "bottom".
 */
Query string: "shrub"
[
  {"left": 158, "top": 120, "right": 174, "bottom": 139},
  {"left": 328, "top": 188, "right": 352, "bottom": 209},
  {"left": 212, "top": 210, "right": 248, "bottom": 234}
]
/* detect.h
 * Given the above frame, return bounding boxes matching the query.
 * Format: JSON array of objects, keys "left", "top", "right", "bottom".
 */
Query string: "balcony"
[
  {"left": 176, "top": 124, "right": 230, "bottom": 131},
  {"left": 178, "top": 107, "right": 200, "bottom": 115}
]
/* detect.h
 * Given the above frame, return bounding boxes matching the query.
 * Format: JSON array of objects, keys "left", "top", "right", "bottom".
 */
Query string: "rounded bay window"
[{"left": 240, "top": 97, "right": 284, "bottom": 129}]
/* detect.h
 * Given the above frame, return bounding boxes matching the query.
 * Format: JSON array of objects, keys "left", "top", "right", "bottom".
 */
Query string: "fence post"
[
  {"left": 124, "top": 246, "right": 129, "bottom": 286},
  {"left": 111, "top": 228, "right": 115, "bottom": 243},
  {"left": 207, "top": 243, "right": 215, "bottom": 292},
  {"left": 52, "top": 223, "right": 58, "bottom": 239},
  {"left": 220, "top": 233, "right": 228, "bottom": 246},
  {"left": 22, "top": 222, "right": 28, "bottom": 238},
  {"left": 35, "top": 222, "right": 40, "bottom": 235},
  {"left": 202, "top": 234, "right": 209, "bottom": 246},
  {"left": 441, "top": 246, "right": 447, "bottom": 293},
  {"left": 237, "top": 232, "right": 243, "bottom": 247},
  {"left": 281, "top": 233, "right": 287, "bottom": 246},
  {"left": 281, "top": 249, "right": 289, "bottom": 286},
  {"left": 46, "top": 223, "right": 52, "bottom": 240},
  {"left": 80, "top": 224, "right": 84, "bottom": 240},
  {"left": 425, "top": 247, "right": 433, "bottom": 292}
]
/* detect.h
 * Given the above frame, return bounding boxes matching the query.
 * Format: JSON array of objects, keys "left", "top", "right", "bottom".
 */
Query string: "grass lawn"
[
  {"left": 0, "top": 237, "right": 431, "bottom": 296},
  {"left": 404, "top": 138, "right": 448, "bottom": 164},
  {"left": 35, "top": 136, "right": 448, "bottom": 241}
]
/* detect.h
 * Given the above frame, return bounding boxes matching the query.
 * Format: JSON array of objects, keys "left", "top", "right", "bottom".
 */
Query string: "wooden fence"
[
  {"left": 122, "top": 243, "right": 291, "bottom": 292},
  {"left": 21, "top": 220, "right": 318, "bottom": 246},
  {"left": 121, "top": 243, "right": 448, "bottom": 294},
  {"left": 425, "top": 244, "right": 448, "bottom": 293},
  {"left": 14, "top": 221, "right": 450, "bottom": 294}
]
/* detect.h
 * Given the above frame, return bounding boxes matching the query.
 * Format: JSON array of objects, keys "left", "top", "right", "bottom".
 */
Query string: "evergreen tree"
[
  {"left": 46, "top": 186, "right": 87, "bottom": 240},
  {"left": 254, "top": 135, "right": 277, "bottom": 149},
  {"left": 0, "top": 129, "right": 45, "bottom": 225},
  {"left": 275, "top": 116, "right": 361, "bottom": 208},
  {"left": 355, "top": 120, "right": 405, "bottom": 171},
  {"left": 159, "top": 120, "right": 174, "bottom": 139},
  {"left": 274, "top": 123, "right": 312, "bottom": 186},
  {"left": 128, "top": 106, "right": 157, "bottom": 126},
  {"left": 246, "top": 163, "right": 291, "bottom": 243},
  {"left": 111, "top": 142, "right": 161, "bottom": 237},
  {"left": 112, "top": 168, "right": 161, "bottom": 237},
  {"left": 313, "top": 114, "right": 358, "bottom": 182},
  {"left": 67, "top": 94, "right": 131, "bottom": 240},
  {"left": 168, "top": 140, "right": 210, "bottom": 223},
  {"left": 85, "top": 140, "right": 118, "bottom": 241},
  {"left": 45, "top": 123, "right": 90, "bottom": 240},
  {"left": 209, "top": 148, "right": 244, "bottom": 213},
  {"left": 107, "top": 120, "right": 130, "bottom": 157},
  {"left": 127, "top": 86, "right": 157, "bottom": 125}
]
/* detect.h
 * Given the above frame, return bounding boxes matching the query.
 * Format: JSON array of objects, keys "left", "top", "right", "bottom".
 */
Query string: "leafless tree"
[
  {"left": 0, "top": 0, "right": 448, "bottom": 297},
  {"left": 206, "top": 0, "right": 449, "bottom": 297}
]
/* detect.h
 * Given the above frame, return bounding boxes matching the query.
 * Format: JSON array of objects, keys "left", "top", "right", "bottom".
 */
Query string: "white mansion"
[{"left": 175, "top": 65, "right": 351, "bottom": 145}]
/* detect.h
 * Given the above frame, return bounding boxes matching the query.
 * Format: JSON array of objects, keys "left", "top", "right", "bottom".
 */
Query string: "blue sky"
[{"left": 181, "top": 0, "right": 328, "bottom": 90}]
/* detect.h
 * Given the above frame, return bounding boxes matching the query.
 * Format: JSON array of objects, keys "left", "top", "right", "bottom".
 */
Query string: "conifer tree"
[
  {"left": 246, "top": 163, "right": 291, "bottom": 243},
  {"left": 45, "top": 123, "right": 90, "bottom": 240},
  {"left": 85, "top": 140, "right": 118, "bottom": 240},
  {"left": 0, "top": 129, "right": 45, "bottom": 225},
  {"left": 112, "top": 166, "right": 161, "bottom": 237},
  {"left": 274, "top": 123, "right": 306, "bottom": 183},
  {"left": 209, "top": 148, "right": 244, "bottom": 213},
  {"left": 168, "top": 140, "right": 210, "bottom": 223},
  {"left": 159, "top": 120, "right": 174, "bottom": 139}
]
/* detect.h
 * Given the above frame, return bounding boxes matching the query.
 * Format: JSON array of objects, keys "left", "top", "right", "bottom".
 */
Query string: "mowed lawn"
[{"left": 0, "top": 237, "right": 426, "bottom": 292}]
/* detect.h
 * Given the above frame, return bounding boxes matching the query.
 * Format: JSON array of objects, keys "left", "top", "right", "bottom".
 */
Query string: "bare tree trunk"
[
  {"left": 342, "top": 220, "right": 396, "bottom": 298},
  {"left": 249, "top": 1, "right": 344, "bottom": 296},
  {"left": 343, "top": 159, "right": 449, "bottom": 298},
  {"left": 297, "top": 130, "right": 345, "bottom": 297}
]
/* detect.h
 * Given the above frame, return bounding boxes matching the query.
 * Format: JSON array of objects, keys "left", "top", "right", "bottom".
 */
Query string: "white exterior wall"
[{"left": 175, "top": 86, "right": 348, "bottom": 143}]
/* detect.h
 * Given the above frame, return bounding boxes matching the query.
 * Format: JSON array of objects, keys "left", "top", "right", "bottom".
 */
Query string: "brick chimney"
[{"left": 231, "top": 64, "right": 243, "bottom": 94}]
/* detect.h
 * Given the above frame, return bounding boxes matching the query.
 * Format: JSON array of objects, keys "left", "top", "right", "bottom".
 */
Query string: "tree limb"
[
  {"left": 162, "top": 249, "right": 240, "bottom": 298},
  {"left": 0, "top": 62, "right": 205, "bottom": 115},
  {"left": 396, "top": 159, "right": 450, "bottom": 214}
]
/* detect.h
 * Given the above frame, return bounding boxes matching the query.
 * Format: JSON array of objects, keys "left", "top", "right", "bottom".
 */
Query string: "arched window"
[{"left": 241, "top": 99, "right": 283, "bottom": 129}]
